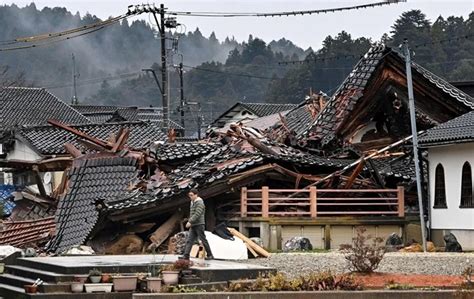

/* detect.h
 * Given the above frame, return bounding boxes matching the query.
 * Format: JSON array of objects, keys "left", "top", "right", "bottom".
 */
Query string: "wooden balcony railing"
[{"left": 240, "top": 186, "right": 404, "bottom": 218}]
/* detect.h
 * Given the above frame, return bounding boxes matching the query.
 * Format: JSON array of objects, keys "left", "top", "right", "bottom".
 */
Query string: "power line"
[
  {"left": 278, "top": 34, "right": 474, "bottom": 65},
  {"left": 0, "top": 26, "right": 106, "bottom": 52},
  {"left": 167, "top": 0, "right": 405, "bottom": 17},
  {"left": 183, "top": 65, "right": 279, "bottom": 80},
  {"left": 43, "top": 71, "right": 141, "bottom": 89},
  {"left": 0, "top": 7, "right": 148, "bottom": 51}
]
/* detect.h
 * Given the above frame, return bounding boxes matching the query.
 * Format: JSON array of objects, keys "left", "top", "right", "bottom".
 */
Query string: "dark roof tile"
[
  {"left": 19, "top": 122, "right": 167, "bottom": 155},
  {"left": 418, "top": 111, "right": 474, "bottom": 146},
  {"left": 1, "top": 87, "right": 89, "bottom": 131}
]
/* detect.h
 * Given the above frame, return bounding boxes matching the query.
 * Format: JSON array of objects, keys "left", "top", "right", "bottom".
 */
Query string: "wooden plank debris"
[
  {"left": 149, "top": 211, "right": 183, "bottom": 248},
  {"left": 227, "top": 227, "right": 270, "bottom": 258}
]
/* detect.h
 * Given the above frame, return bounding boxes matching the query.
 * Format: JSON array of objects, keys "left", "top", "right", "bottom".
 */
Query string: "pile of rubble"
[{"left": 1, "top": 43, "right": 472, "bottom": 255}]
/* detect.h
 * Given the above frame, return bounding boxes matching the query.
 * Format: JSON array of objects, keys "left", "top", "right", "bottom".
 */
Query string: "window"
[
  {"left": 460, "top": 162, "right": 473, "bottom": 208},
  {"left": 434, "top": 164, "right": 447, "bottom": 208}
]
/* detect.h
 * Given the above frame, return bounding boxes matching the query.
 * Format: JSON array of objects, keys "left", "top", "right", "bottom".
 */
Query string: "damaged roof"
[
  {"left": 1, "top": 87, "right": 89, "bottom": 131},
  {"left": 419, "top": 111, "right": 474, "bottom": 146},
  {"left": 152, "top": 142, "right": 221, "bottom": 162},
  {"left": 18, "top": 121, "right": 167, "bottom": 156},
  {"left": 47, "top": 156, "right": 138, "bottom": 253},
  {"left": 0, "top": 216, "right": 55, "bottom": 248},
  {"left": 299, "top": 44, "right": 474, "bottom": 147}
]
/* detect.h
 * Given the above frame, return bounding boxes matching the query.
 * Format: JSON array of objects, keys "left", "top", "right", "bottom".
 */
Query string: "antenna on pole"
[{"left": 71, "top": 53, "right": 79, "bottom": 104}]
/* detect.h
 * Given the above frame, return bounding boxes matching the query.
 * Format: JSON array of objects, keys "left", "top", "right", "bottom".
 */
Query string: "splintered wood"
[
  {"left": 227, "top": 227, "right": 270, "bottom": 258},
  {"left": 149, "top": 211, "right": 182, "bottom": 249}
]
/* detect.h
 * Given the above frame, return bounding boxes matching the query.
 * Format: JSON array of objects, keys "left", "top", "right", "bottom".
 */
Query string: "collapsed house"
[{"left": 1, "top": 43, "right": 473, "bottom": 253}]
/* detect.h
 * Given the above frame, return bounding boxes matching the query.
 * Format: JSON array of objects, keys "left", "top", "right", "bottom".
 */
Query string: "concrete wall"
[
  {"left": 7, "top": 140, "right": 42, "bottom": 161},
  {"left": 428, "top": 143, "right": 474, "bottom": 229},
  {"left": 255, "top": 223, "right": 402, "bottom": 250},
  {"left": 428, "top": 143, "right": 474, "bottom": 251}
]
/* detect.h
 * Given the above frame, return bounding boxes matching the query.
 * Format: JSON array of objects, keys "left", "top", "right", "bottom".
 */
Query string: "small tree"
[{"left": 340, "top": 227, "right": 385, "bottom": 273}]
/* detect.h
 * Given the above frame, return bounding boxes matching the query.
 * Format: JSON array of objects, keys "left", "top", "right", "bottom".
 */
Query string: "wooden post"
[
  {"left": 262, "top": 186, "right": 269, "bottom": 218},
  {"left": 241, "top": 187, "right": 247, "bottom": 217},
  {"left": 397, "top": 186, "right": 405, "bottom": 217},
  {"left": 310, "top": 187, "right": 317, "bottom": 218}
]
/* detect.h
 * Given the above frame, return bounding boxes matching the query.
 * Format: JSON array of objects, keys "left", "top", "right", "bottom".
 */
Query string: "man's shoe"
[
  {"left": 178, "top": 256, "right": 190, "bottom": 260},
  {"left": 204, "top": 256, "right": 214, "bottom": 260}
]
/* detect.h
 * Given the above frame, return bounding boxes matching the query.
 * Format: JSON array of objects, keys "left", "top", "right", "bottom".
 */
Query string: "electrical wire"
[
  {"left": 278, "top": 34, "right": 474, "bottom": 65},
  {"left": 43, "top": 71, "right": 141, "bottom": 89},
  {"left": 0, "top": 26, "right": 106, "bottom": 52},
  {"left": 0, "top": 9, "right": 143, "bottom": 51},
  {"left": 182, "top": 64, "right": 280, "bottom": 80},
  {"left": 167, "top": 0, "right": 405, "bottom": 17}
]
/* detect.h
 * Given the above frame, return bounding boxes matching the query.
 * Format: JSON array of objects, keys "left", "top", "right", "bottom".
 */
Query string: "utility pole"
[
  {"left": 151, "top": 4, "right": 169, "bottom": 131},
  {"left": 71, "top": 53, "right": 78, "bottom": 104},
  {"left": 403, "top": 39, "right": 427, "bottom": 252},
  {"left": 178, "top": 62, "right": 185, "bottom": 130}
]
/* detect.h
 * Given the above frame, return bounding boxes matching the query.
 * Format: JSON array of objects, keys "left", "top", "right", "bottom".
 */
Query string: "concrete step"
[
  {"left": 0, "top": 282, "right": 27, "bottom": 299},
  {"left": 5, "top": 265, "right": 73, "bottom": 283},
  {"left": 0, "top": 273, "right": 42, "bottom": 289}
]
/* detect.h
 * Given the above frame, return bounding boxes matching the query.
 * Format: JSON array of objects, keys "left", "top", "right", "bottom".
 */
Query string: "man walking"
[{"left": 181, "top": 189, "right": 214, "bottom": 260}]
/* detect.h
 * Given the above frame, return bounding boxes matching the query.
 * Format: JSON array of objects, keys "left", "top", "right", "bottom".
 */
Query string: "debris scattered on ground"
[{"left": 283, "top": 237, "right": 313, "bottom": 252}]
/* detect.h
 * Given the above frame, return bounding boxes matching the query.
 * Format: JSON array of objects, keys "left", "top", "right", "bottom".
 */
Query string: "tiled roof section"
[
  {"left": 300, "top": 45, "right": 388, "bottom": 145},
  {"left": 283, "top": 103, "right": 316, "bottom": 136},
  {"left": 418, "top": 111, "right": 474, "bottom": 146},
  {"left": 152, "top": 143, "right": 221, "bottom": 162},
  {"left": 146, "top": 119, "right": 185, "bottom": 131},
  {"left": 240, "top": 102, "right": 298, "bottom": 117},
  {"left": 46, "top": 157, "right": 138, "bottom": 253},
  {"left": 106, "top": 145, "right": 263, "bottom": 210},
  {"left": 300, "top": 45, "right": 473, "bottom": 147},
  {"left": 0, "top": 217, "right": 55, "bottom": 248},
  {"left": 19, "top": 122, "right": 167, "bottom": 155},
  {"left": 1, "top": 87, "right": 90, "bottom": 131},
  {"left": 411, "top": 63, "right": 474, "bottom": 109},
  {"left": 72, "top": 105, "right": 141, "bottom": 123},
  {"left": 106, "top": 143, "right": 350, "bottom": 211},
  {"left": 9, "top": 199, "right": 55, "bottom": 221},
  {"left": 372, "top": 155, "right": 415, "bottom": 180}
]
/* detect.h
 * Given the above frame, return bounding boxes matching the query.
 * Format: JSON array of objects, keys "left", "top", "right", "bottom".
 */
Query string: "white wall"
[
  {"left": 7, "top": 140, "right": 42, "bottom": 161},
  {"left": 428, "top": 142, "right": 474, "bottom": 230}
]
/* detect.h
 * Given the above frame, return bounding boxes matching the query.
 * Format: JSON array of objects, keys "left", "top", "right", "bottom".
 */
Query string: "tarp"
[{"left": 205, "top": 231, "right": 248, "bottom": 260}]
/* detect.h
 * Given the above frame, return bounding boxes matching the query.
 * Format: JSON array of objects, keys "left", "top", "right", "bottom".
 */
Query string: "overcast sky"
[{"left": 2, "top": 0, "right": 473, "bottom": 49}]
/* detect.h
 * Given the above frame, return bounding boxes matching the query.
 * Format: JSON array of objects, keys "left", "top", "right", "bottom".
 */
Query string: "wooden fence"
[{"left": 240, "top": 186, "right": 404, "bottom": 218}]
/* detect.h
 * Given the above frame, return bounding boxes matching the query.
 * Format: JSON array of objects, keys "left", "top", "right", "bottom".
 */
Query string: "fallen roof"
[
  {"left": 1, "top": 87, "right": 89, "bottom": 131},
  {"left": 418, "top": 111, "right": 474, "bottom": 146},
  {"left": 18, "top": 121, "right": 167, "bottom": 156},
  {"left": 299, "top": 44, "right": 474, "bottom": 147},
  {"left": 46, "top": 156, "right": 139, "bottom": 253}
]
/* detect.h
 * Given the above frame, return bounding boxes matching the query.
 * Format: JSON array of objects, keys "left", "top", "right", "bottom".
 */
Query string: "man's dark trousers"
[{"left": 183, "top": 224, "right": 213, "bottom": 258}]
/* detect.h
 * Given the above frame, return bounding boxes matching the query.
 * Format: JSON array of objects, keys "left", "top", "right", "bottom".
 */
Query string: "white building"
[{"left": 419, "top": 111, "right": 474, "bottom": 250}]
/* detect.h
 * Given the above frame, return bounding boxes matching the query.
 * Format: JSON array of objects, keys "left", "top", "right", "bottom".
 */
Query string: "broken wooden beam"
[
  {"left": 48, "top": 119, "right": 110, "bottom": 149},
  {"left": 227, "top": 227, "right": 270, "bottom": 258},
  {"left": 344, "top": 159, "right": 365, "bottom": 189},
  {"left": 111, "top": 128, "right": 130, "bottom": 152},
  {"left": 148, "top": 211, "right": 183, "bottom": 248},
  {"left": 64, "top": 143, "right": 83, "bottom": 158}
]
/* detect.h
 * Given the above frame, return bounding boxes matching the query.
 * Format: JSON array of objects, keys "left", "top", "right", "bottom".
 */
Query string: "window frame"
[
  {"left": 433, "top": 163, "right": 447, "bottom": 209},
  {"left": 460, "top": 161, "right": 473, "bottom": 209}
]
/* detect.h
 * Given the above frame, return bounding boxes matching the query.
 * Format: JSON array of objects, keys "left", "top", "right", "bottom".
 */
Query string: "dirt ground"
[{"left": 353, "top": 272, "right": 464, "bottom": 288}]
